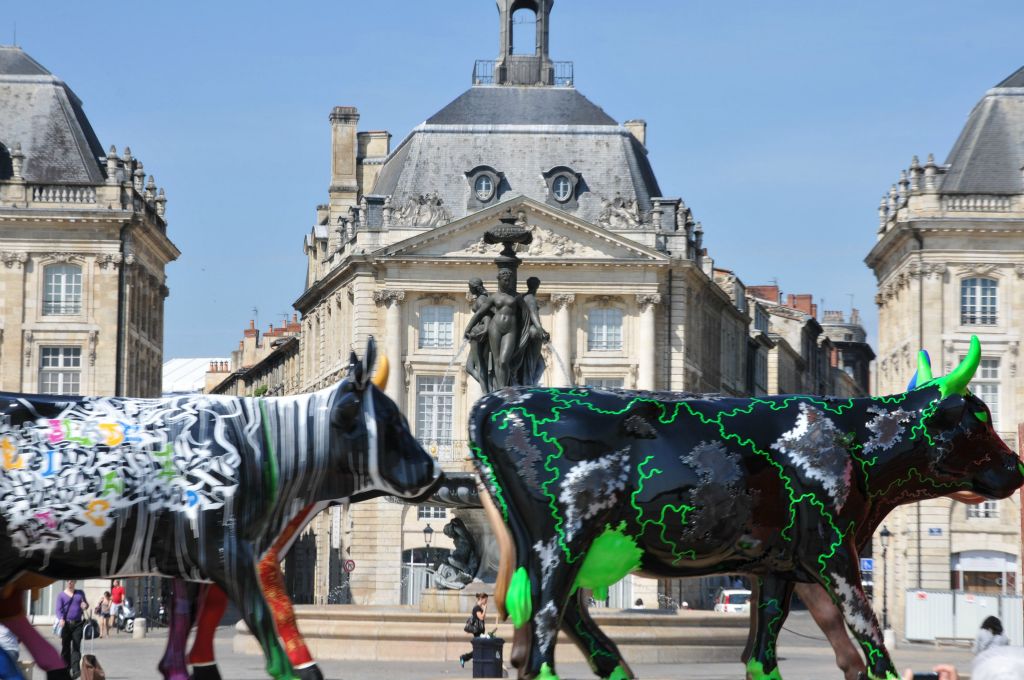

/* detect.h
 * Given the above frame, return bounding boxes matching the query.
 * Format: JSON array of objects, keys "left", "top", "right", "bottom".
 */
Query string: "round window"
[
  {"left": 474, "top": 175, "right": 494, "bottom": 201},
  {"left": 552, "top": 175, "right": 573, "bottom": 202}
]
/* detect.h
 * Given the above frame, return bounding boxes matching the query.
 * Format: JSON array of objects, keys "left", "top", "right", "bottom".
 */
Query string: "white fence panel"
[
  {"left": 905, "top": 590, "right": 954, "bottom": 641},
  {"left": 905, "top": 590, "right": 1022, "bottom": 644}
]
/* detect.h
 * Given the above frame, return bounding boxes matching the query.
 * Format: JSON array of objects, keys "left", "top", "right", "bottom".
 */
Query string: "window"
[
  {"left": 552, "top": 175, "right": 572, "bottom": 202},
  {"left": 416, "top": 376, "right": 454, "bottom": 445},
  {"left": 961, "top": 278, "right": 997, "bottom": 325},
  {"left": 970, "top": 358, "right": 1000, "bottom": 428},
  {"left": 474, "top": 175, "right": 494, "bottom": 202},
  {"left": 587, "top": 307, "right": 623, "bottom": 351},
  {"left": 418, "top": 505, "right": 447, "bottom": 520},
  {"left": 586, "top": 377, "right": 623, "bottom": 390},
  {"left": 39, "top": 347, "right": 81, "bottom": 395},
  {"left": 43, "top": 264, "right": 82, "bottom": 315},
  {"left": 967, "top": 500, "right": 999, "bottom": 519},
  {"left": 419, "top": 305, "right": 454, "bottom": 349}
]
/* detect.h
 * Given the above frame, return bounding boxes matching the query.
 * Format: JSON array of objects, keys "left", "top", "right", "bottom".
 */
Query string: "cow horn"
[
  {"left": 939, "top": 335, "right": 980, "bottom": 397},
  {"left": 372, "top": 355, "right": 389, "bottom": 390},
  {"left": 913, "top": 350, "right": 933, "bottom": 387}
]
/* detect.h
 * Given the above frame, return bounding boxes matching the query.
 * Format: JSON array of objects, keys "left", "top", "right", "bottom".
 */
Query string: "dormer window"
[
  {"left": 542, "top": 166, "right": 582, "bottom": 209},
  {"left": 474, "top": 175, "right": 495, "bottom": 202},
  {"left": 465, "top": 165, "right": 505, "bottom": 209},
  {"left": 552, "top": 175, "right": 572, "bottom": 202}
]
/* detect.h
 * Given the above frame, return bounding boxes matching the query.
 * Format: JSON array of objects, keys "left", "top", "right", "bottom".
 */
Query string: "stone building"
[
  {"left": 0, "top": 44, "right": 179, "bottom": 617},
  {"left": 290, "top": 2, "right": 754, "bottom": 607},
  {"left": 866, "top": 66, "right": 1024, "bottom": 637}
]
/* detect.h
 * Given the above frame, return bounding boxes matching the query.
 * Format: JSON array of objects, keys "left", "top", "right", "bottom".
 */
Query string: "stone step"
[{"left": 233, "top": 606, "right": 749, "bottom": 664}]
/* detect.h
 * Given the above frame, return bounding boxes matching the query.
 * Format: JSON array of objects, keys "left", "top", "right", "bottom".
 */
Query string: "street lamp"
[
  {"left": 423, "top": 523, "right": 434, "bottom": 563},
  {"left": 880, "top": 525, "right": 892, "bottom": 630}
]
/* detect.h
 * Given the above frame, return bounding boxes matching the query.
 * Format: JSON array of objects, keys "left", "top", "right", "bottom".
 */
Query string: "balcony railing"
[
  {"left": 472, "top": 59, "right": 574, "bottom": 87},
  {"left": 941, "top": 194, "right": 1014, "bottom": 212},
  {"left": 418, "top": 438, "right": 470, "bottom": 464},
  {"left": 31, "top": 185, "right": 97, "bottom": 204}
]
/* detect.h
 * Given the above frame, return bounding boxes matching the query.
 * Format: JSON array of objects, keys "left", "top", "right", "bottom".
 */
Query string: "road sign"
[
  {"left": 343, "top": 559, "right": 356, "bottom": 573},
  {"left": 860, "top": 558, "right": 874, "bottom": 572}
]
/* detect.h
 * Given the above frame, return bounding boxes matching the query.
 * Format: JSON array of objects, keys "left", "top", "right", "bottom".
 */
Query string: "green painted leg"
[
  {"left": 605, "top": 664, "right": 630, "bottom": 680},
  {"left": 537, "top": 662, "right": 560, "bottom": 680},
  {"left": 746, "top": 658, "right": 783, "bottom": 680},
  {"left": 265, "top": 641, "right": 299, "bottom": 680}
]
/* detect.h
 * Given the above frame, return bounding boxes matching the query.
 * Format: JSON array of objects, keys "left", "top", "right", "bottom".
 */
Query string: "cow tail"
[{"left": 477, "top": 477, "right": 515, "bottom": 621}]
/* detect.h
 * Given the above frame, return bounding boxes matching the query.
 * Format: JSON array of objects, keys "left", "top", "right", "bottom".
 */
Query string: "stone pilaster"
[
  {"left": 551, "top": 293, "right": 575, "bottom": 385},
  {"left": 374, "top": 289, "right": 406, "bottom": 406},
  {"left": 347, "top": 498, "right": 405, "bottom": 605},
  {"left": 636, "top": 293, "right": 661, "bottom": 390}
]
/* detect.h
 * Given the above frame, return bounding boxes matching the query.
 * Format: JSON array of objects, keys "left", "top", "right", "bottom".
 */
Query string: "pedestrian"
[
  {"left": 972, "top": 646, "right": 1024, "bottom": 680},
  {"left": 55, "top": 579, "right": 89, "bottom": 679},
  {"left": 0, "top": 622, "right": 19, "bottom": 662},
  {"left": 0, "top": 622, "right": 20, "bottom": 680},
  {"left": 94, "top": 592, "right": 113, "bottom": 638},
  {"left": 109, "top": 580, "right": 125, "bottom": 626},
  {"left": 459, "top": 593, "right": 488, "bottom": 669},
  {"left": 973, "top": 616, "right": 1010, "bottom": 655}
]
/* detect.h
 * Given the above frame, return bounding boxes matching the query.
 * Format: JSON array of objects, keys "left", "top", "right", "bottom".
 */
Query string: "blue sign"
[
  {"left": 860, "top": 558, "right": 874, "bottom": 573},
  {"left": 928, "top": 527, "right": 943, "bottom": 536}
]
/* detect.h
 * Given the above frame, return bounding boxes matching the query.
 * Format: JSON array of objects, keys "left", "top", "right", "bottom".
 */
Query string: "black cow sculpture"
[
  {"left": 469, "top": 337, "right": 1024, "bottom": 680},
  {"left": 0, "top": 338, "right": 441, "bottom": 680}
]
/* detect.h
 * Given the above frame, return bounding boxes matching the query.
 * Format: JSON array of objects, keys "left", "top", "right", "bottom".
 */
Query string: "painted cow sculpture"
[
  {"left": 470, "top": 337, "right": 1024, "bottom": 680},
  {"left": 0, "top": 339, "right": 441, "bottom": 680}
]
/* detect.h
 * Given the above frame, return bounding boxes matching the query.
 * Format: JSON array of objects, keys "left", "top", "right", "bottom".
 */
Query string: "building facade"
[
  {"left": 866, "top": 66, "right": 1024, "bottom": 636},
  {"left": 288, "top": 3, "right": 759, "bottom": 607},
  {"left": 0, "top": 46, "right": 179, "bottom": 399}
]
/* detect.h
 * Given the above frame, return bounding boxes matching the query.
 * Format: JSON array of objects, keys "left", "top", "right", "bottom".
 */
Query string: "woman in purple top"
[{"left": 54, "top": 580, "right": 88, "bottom": 678}]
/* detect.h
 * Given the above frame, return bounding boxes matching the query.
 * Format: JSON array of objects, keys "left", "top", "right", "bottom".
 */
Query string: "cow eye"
[{"left": 331, "top": 394, "right": 362, "bottom": 428}]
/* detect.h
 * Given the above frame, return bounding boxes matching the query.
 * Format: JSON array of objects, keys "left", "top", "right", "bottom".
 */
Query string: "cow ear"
[
  {"left": 621, "top": 400, "right": 661, "bottom": 439},
  {"left": 362, "top": 336, "right": 378, "bottom": 388},
  {"left": 348, "top": 349, "right": 364, "bottom": 385}
]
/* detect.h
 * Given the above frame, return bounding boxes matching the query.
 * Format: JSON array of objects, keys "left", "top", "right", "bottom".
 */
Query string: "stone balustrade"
[
  {"left": 941, "top": 194, "right": 1015, "bottom": 212},
  {"left": 30, "top": 184, "right": 97, "bottom": 204}
]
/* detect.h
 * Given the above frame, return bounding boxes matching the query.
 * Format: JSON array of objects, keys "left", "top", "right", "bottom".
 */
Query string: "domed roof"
[
  {"left": 0, "top": 45, "right": 106, "bottom": 184},
  {"left": 372, "top": 85, "right": 662, "bottom": 225},
  {"left": 940, "top": 66, "right": 1024, "bottom": 195}
]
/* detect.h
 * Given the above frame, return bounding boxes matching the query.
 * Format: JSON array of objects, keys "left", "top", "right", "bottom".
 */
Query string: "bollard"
[
  {"left": 133, "top": 617, "right": 147, "bottom": 639},
  {"left": 883, "top": 627, "right": 896, "bottom": 650}
]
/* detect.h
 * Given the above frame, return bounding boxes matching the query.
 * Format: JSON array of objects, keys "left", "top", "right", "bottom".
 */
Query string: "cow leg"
[
  {"left": 560, "top": 590, "right": 632, "bottom": 680},
  {"left": 257, "top": 551, "right": 320, "bottom": 680},
  {"left": 794, "top": 583, "right": 866, "bottom": 680},
  {"left": 215, "top": 553, "right": 299, "bottom": 680},
  {"left": 188, "top": 584, "right": 228, "bottom": 680},
  {"left": 157, "top": 579, "right": 193, "bottom": 680},
  {"left": 813, "top": 547, "right": 897, "bottom": 680},
  {"left": 741, "top": 576, "right": 793, "bottom": 680}
]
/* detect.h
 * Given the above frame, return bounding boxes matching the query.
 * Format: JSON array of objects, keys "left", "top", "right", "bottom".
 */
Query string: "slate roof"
[
  {"left": 0, "top": 46, "right": 106, "bottom": 184},
  {"left": 373, "top": 86, "right": 662, "bottom": 224},
  {"left": 940, "top": 66, "right": 1024, "bottom": 195}
]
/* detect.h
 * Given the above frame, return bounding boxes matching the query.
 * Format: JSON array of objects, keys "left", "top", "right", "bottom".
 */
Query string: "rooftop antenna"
[
  {"left": 847, "top": 293, "right": 855, "bottom": 313},
  {"left": 12, "top": 23, "right": 16, "bottom": 46},
  {"left": 251, "top": 306, "right": 259, "bottom": 330}
]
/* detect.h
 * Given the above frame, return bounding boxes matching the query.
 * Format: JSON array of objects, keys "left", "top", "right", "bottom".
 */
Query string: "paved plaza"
[{"left": 22, "top": 611, "right": 977, "bottom": 679}]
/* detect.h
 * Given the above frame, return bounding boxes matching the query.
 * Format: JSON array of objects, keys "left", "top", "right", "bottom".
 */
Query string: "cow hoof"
[
  {"left": 46, "top": 670, "right": 73, "bottom": 680},
  {"left": 189, "top": 665, "right": 223, "bottom": 680},
  {"left": 296, "top": 665, "right": 324, "bottom": 680}
]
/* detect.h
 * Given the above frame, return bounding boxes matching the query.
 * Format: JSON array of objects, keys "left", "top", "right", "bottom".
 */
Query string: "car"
[{"left": 713, "top": 588, "right": 752, "bottom": 614}]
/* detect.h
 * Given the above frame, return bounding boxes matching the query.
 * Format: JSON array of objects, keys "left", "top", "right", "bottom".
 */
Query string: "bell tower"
[{"left": 494, "top": 0, "right": 555, "bottom": 86}]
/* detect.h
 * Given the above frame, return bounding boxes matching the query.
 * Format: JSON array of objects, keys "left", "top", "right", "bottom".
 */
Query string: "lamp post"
[
  {"left": 880, "top": 525, "right": 892, "bottom": 630},
  {"left": 423, "top": 523, "right": 434, "bottom": 564}
]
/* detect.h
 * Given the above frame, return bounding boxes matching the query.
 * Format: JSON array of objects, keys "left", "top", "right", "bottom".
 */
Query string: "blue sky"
[{"left": 3, "top": 1, "right": 1023, "bottom": 358}]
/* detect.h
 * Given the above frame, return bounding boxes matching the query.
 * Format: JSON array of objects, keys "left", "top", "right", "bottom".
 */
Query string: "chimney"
[
  {"left": 243, "top": 320, "right": 258, "bottom": 338},
  {"left": 624, "top": 120, "right": 647, "bottom": 148},
  {"left": 357, "top": 130, "right": 391, "bottom": 159},
  {"left": 786, "top": 294, "right": 816, "bottom": 317},
  {"left": 329, "top": 106, "right": 360, "bottom": 207},
  {"left": 748, "top": 285, "right": 781, "bottom": 304}
]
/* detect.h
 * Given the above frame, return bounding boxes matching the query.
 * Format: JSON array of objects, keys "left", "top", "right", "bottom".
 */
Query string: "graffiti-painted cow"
[
  {"left": 470, "top": 337, "right": 1024, "bottom": 680},
  {"left": 0, "top": 339, "right": 441, "bottom": 680}
]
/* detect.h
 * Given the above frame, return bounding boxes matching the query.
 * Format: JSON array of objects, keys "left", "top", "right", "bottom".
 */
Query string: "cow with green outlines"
[{"left": 470, "top": 336, "right": 1023, "bottom": 680}]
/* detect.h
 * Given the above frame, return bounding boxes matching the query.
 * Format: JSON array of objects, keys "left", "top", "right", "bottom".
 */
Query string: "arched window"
[
  {"left": 961, "top": 277, "right": 997, "bottom": 325},
  {"left": 587, "top": 307, "right": 623, "bottom": 351},
  {"left": 511, "top": 7, "right": 538, "bottom": 54},
  {"left": 43, "top": 263, "right": 82, "bottom": 315},
  {"left": 418, "top": 305, "right": 454, "bottom": 348}
]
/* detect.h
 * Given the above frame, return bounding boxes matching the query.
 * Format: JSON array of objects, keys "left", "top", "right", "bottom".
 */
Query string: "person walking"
[
  {"left": 94, "top": 592, "right": 113, "bottom": 638},
  {"left": 109, "top": 580, "right": 124, "bottom": 626},
  {"left": 973, "top": 616, "right": 1010, "bottom": 655},
  {"left": 459, "top": 593, "right": 488, "bottom": 669},
  {"left": 55, "top": 579, "right": 89, "bottom": 679}
]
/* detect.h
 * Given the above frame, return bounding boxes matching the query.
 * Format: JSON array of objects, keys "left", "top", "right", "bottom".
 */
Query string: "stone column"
[
  {"left": 636, "top": 294, "right": 661, "bottom": 390},
  {"left": 551, "top": 294, "right": 575, "bottom": 385},
  {"left": 374, "top": 289, "right": 405, "bottom": 406}
]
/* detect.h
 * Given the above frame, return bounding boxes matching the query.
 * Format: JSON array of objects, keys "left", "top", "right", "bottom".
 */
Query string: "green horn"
[
  {"left": 939, "top": 335, "right": 981, "bottom": 398},
  {"left": 916, "top": 350, "right": 933, "bottom": 384}
]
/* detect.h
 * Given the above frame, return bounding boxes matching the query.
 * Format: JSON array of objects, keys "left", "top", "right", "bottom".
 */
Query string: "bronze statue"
[{"left": 465, "top": 278, "right": 492, "bottom": 392}]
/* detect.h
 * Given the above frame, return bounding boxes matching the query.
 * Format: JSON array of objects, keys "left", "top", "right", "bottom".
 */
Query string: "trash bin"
[{"left": 471, "top": 636, "right": 504, "bottom": 678}]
